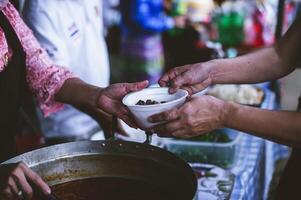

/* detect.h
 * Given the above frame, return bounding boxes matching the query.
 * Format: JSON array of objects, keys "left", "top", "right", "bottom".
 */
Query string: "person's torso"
[
  {"left": 45, "top": 0, "right": 110, "bottom": 87},
  {"left": 28, "top": 0, "right": 109, "bottom": 136}
]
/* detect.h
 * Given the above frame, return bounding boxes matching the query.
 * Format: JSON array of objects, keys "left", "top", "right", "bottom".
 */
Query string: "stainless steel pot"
[{"left": 2, "top": 139, "right": 197, "bottom": 200}]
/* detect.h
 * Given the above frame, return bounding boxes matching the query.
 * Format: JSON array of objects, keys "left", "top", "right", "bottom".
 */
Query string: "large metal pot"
[{"left": 2, "top": 139, "right": 197, "bottom": 199}]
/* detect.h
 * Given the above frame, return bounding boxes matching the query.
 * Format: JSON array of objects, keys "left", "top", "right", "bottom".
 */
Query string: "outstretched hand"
[
  {"left": 97, "top": 80, "right": 149, "bottom": 128},
  {"left": 148, "top": 95, "right": 227, "bottom": 138},
  {"left": 159, "top": 63, "right": 212, "bottom": 95}
]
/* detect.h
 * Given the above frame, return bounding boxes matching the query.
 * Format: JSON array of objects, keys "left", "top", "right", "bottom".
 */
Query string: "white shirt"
[
  {"left": 23, "top": 0, "right": 110, "bottom": 87},
  {"left": 23, "top": 0, "right": 110, "bottom": 137}
]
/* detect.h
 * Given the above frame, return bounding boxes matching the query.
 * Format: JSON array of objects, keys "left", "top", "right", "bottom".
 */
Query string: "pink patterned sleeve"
[{"left": 2, "top": 3, "right": 77, "bottom": 117}]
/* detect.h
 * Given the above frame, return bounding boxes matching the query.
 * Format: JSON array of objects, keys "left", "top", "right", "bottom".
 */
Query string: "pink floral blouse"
[{"left": 0, "top": 1, "right": 76, "bottom": 116}]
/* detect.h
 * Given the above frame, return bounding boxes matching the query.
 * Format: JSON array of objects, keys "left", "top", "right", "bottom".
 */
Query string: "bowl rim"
[{"left": 122, "top": 87, "right": 189, "bottom": 108}]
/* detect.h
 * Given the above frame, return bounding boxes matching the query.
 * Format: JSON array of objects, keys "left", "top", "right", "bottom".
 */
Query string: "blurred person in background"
[
  {"left": 118, "top": 0, "right": 186, "bottom": 84},
  {"left": 23, "top": 0, "right": 112, "bottom": 142},
  {"left": 0, "top": 1, "right": 148, "bottom": 199}
]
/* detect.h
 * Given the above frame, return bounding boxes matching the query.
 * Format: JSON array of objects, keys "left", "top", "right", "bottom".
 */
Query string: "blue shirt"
[{"left": 121, "top": 0, "right": 174, "bottom": 35}]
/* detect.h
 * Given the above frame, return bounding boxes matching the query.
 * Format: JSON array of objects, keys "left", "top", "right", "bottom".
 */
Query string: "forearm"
[
  {"left": 207, "top": 47, "right": 285, "bottom": 84},
  {"left": 208, "top": 15, "right": 301, "bottom": 85},
  {"left": 55, "top": 78, "right": 102, "bottom": 113},
  {"left": 224, "top": 102, "right": 301, "bottom": 147}
]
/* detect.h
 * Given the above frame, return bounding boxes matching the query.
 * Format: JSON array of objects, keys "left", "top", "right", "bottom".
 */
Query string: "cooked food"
[
  {"left": 136, "top": 99, "right": 167, "bottom": 105},
  {"left": 207, "top": 84, "right": 264, "bottom": 105}
]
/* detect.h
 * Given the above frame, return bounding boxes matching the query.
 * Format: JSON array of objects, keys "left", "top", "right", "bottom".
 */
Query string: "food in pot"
[
  {"left": 33, "top": 177, "right": 175, "bottom": 200},
  {"left": 136, "top": 99, "right": 167, "bottom": 105},
  {"left": 207, "top": 84, "right": 264, "bottom": 106}
]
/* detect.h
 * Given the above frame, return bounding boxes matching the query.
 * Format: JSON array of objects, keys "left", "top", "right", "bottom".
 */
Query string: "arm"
[
  {"left": 160, "top": 14, "right": 301, "bottom": 94},
  {"left": 209, "top": 13, "right": 301, "bottom": 84},
  {"left": 54, "top": 78, "right": 149, "bottom": 128},
  {"left": 130, "top": 0, "right": 174, "bottom": 32},
  {"left": 225, "top": 101, "right": 301, "bottom": 147}
]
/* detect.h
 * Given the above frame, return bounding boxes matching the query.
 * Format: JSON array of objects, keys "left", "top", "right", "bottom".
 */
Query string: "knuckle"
[
  {"left": 17, "top": 162, "right": 26, "bottom": 170},
  {"left": 186, "top": 116, "right": 195, "bottom": 126},
  {"left": 7, "top": 180, "right": 14, "bottom": 189},
  {"left": 171, "top": 79, "right": 178, "bottom": 86},
  {"left": 10, "top": 170, "right": 19, "bottom": 179},
  {"left": 183, "top": 106, "right": 192, "bottom": 115},
  {"left": 187, "top": 119, "right": 195, "bottom": 127}
]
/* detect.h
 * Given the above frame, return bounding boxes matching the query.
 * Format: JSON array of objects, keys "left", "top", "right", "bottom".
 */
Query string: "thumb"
[{"left": 126, "top": 80, "right": 149, "bottom": 93}]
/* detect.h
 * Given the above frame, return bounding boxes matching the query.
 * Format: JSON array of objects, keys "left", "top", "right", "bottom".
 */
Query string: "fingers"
[
  {"left": 125, "top": 80, "right": 149, "bottom": 93},
  {"left": 14, "top": 171, "right": 33, "bottom": 199},
  {"left": 168, "top": 72, "right": 190, "bottom": 93},
  {"left": 153, "top": 120, "right": 183, "bottom": 136},
  {"left": 21, "top": 163, "right": 51, "bottom": 195},
  {"left": 148, "top": 108, "right": 179, "bottom": 123},
  {"left": 117, "top": 120, "right": 129, "bottom": 136},
  {"left": 182, "top": 78, "right": 212, "bottom": 95},
  {"left": 1, "top": 163, "right": 50, "bottom": 200},
  {"left": 7, "top": 178, "right": 19, "bottom": 198},
  {"left": 159, "top": 66, "right": 188, "bottom": 87},
  {"left": 172, "top": 128, "right": 193, "bottom": 138},
  {"left": 1, "top": 163, "right": 34, "bottom": 200}
]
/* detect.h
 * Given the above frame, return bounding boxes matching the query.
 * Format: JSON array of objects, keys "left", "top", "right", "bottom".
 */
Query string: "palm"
[{"left": 97, "top": 81, "right": 148, "bottom": 127}]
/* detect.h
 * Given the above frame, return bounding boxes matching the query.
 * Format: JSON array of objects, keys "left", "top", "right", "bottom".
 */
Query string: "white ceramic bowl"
[{"left": 122, "top": 87, "right": 189, "bottom": 129}]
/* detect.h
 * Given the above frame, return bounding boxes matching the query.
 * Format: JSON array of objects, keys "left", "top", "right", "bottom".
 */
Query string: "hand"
[
  {"left": 0, "top": 162, "right": 50, "bottom": 200},
  {"left": 148, "top": 96, "right": 227, "bottom": 138},
  {"left": 159, "top": 63, "right": 212, "bottom": 95},
  {"left": 97, "top": 80, "right": 149, "bottom": 128},
  {"left": 174, "top": 16, "right": 187, "bottom": 29}
]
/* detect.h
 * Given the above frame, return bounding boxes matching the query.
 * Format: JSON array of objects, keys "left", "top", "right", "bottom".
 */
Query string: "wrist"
[
  {"left": 204, "top": 59, "right": 222, "bottom": 85},
  {"left": 221, "top": 101, "right": 238, "bottom": 128}
]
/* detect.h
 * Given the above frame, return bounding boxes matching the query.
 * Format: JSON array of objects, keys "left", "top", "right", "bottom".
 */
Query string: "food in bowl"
[
  {"left": 123, "top": 87, "right": 189, "bottom": 129},
  {"left": 136, "top": 99, "right": 167, "bottom": 105}
]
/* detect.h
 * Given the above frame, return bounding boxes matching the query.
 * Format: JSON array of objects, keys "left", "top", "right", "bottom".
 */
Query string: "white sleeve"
[{"left": 22, "top": 0, "right": 70, "bottom": 67}]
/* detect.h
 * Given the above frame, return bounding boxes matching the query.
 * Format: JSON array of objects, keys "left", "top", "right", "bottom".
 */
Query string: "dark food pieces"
[{"left": 136, "top": 99, "right": 167, "bottom": 105}]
